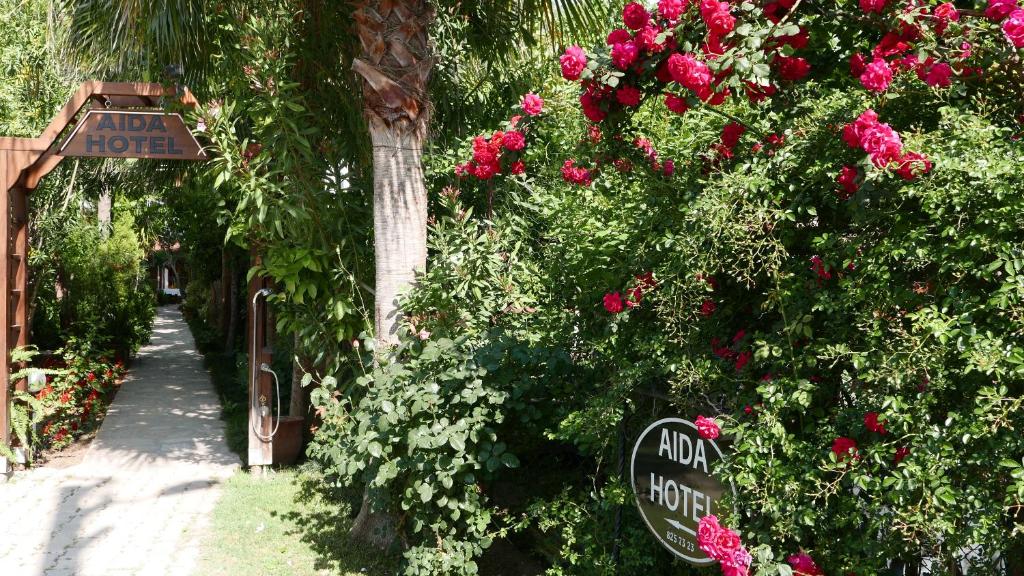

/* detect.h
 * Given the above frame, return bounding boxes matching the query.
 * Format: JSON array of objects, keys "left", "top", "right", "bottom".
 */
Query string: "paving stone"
[{"left": 0, "top": 306, "right": 240, "bottom": 575}]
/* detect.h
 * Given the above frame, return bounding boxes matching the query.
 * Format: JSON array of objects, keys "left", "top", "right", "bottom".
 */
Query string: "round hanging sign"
[{"left": 630, "top": 417, "right": 729, "bottom": 565}]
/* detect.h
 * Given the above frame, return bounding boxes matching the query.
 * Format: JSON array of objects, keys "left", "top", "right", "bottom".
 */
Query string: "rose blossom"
[
  {"left": 831, "top": 436, "right": 859, "bottom": 461},
  {"left": 659, "top": 0, "right": 688, "bottom": 20},
  {"left": 607, "top": 28, "right": 633, "bottom": 45},
  {"left": 860, "top": 0, "right": 887, "bottom": 13},
  {"left": 860, "top": 57, "right": 893, "bottom": 92},
  {"left": 611, "top": 41, "right": 640, "bottom": 70},
  {"left": 842, "top": 109, "right": 879, "bottom": 148},
  {"left": 987, "top": 0, "right": 1019, "bottom": 21},
  {"left": 603, "top": 292, "right": 625, "bottom": 313},
  {"left": 787, "top": 552, "right": 824, "bottom": 576},
  {"left": 924, "top": 62, "right": 953, "bottom": 87},
  {"left": 701, "top": 298, "right": 716, "bottom": 316},
  {"left": 502, "top": 130, "right": 525, "bottom": 151},
  {"left": 837, "top": 165, "right": 859, "bottom": 199},
  {"left": 580, "top": 91, "right": 607, "bottom": 123},
  {"left": 701, "top": 0, "right": 736, "bottom": 36},
  {"left": 861, "top": 123, "right": 904, "bottom": 167},
  {"left": 509, "top": 161, "right": 526, "bottom": 175},
  {"left": 1003, "top": 9, "right": 1024, "bottom": 47},
  {"left": 521, "top": 93, "right": 544, "bottom": 115},
  {"left": 665, "top": 94, "right": 689, "bottom": 115},
  {"left": 896, "top": 151, "right": 932, "bottom": 180},
  {"left": 695, "top": 415, "right": 721, "bottom": 439},
  {"left": 668, "top": 52, "right": 713, "bottom": 93},
  {"left": 894, "top": 446, "right": 911, "bottom": 463},
  {"left": 864, "top": 411, "right": 888, "bottom": 434},
  {"left": 636, "top": 24, "right": 667, "bottom": 53},
  {"left": 933, "top": 2, "right": 960, "bottom": 34},
  {"left": 561, "top": 159, "right": 592, "bottom": 186},
  {"left": 721, "top": 122, "right": 746, "bottom": 149},
  {"left": 623, "top": 2, "right": 650, "bottom": 30},
  {"left": 775, "top": 55, "right": 810, "bottom": 81},
  {"left": 560, "top": 46, "right": 587, "bottom": 80},
  {"left": 616, "top": 86, "right": 642, "bottom": 107}
]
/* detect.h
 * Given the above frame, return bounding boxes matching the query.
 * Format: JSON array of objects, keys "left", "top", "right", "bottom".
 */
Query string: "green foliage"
[{"left": 31, "top": 203, "right": 155, "bottom": 357}]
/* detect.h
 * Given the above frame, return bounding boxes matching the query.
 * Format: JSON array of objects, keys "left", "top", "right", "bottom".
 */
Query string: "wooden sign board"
[
  {"left": 630, "top": 417, "right": 731, "bottom": 565},
  {"left": 59, "top": 110, "right": 206, "bottom": 160}
]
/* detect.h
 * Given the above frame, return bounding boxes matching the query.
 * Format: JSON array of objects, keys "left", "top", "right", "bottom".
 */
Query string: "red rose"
[
  {"left": 864, "top": 411, "right": 888, "bottom": 434},
  {"left": 831, "top": 436, "right": 859, "bottom": 461},
  {"left": 622, "top": 2, "right": 650, "bottom": 30},
  {"left": 603, "top": 292, "right": 625, "bottom": 314}
]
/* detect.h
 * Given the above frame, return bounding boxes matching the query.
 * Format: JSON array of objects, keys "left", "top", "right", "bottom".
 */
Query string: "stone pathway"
[{"left": 0, "top": 306, "right": 240, "bottom": 576}]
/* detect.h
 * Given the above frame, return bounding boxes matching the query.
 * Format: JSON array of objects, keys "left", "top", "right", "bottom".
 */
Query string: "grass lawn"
[{"left": 197, "top": 466, "right": 399, "bottom": 576}]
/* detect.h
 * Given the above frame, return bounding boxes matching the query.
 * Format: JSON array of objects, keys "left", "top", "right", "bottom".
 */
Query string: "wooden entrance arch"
[{"left": 0, "top": 82, "right": 203, "bottom": 472}]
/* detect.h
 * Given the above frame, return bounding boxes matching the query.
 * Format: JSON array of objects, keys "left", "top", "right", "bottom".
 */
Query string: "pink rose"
[
  {"left": 695, "top": 415, "right": 721, "bottom": 440},
  {"left": 509, "top": 161, "right": 525, "bottom": 175},
  {"left": 697, "top": 515, "right": 722, "bottom": 549},
  {"left": 842, "top": 109, "right": 879, "bottom": 148},
  {"left": 603, "top": 292, "right": 624, "bottom": 313},
  {"left": 623, "top": 2, "right": 650, "bottom": 30},
  {"left": 861, "top": 123, "right": 903, "bottom": 167},
  {"left": 611, "top": 41, "right": 640, "bottom": 70},
  {"left": 665, "top": 94, "right": 689, "bottom": 115},
  {"left": 924, "top": 62, "right": 953, "bottom": 87},
  {"left": 837, "top": 165, "right": 859, "bottom": 199},
  {"left": 616, "top": 86, "right": 642, "bottom": 107},
  {"left": 560, "top": 46, "right": 587, "bottom": 80},
  {"left": 987, "top": 0, "right": 1019, "bottom": 21},
  {"left": 521, "top": 93, "right": 544, "bottom": 116},
  {"left": 659, "top": 0, "right": 688, "bottom": 20},
  {"left": 668, "top": 52, "right": 713, "bottom": 93},
  {"left": 860, "top": 0, "right": 887, "bottom": 13},
  {"left": 859, "top": 57, "right": 893, "bottom": 92},
  {"left": 1003, "top": 9, "right": 1024, "bottom": 47}
]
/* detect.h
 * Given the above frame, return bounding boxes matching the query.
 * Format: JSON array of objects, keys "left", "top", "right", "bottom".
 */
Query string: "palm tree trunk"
[
  {"left": 349, "top": 0, "right": 433, "bottom": 549},
  {"left": 370, "top": 125, "right": 427, "bottom": 345}
]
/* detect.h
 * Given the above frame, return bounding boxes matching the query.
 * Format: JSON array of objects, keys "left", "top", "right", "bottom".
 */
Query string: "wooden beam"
[{"left": 11, "top": 188, "right": 28, "bottom": 393}]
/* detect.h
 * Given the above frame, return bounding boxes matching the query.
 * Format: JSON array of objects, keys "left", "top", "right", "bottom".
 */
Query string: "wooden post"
[
  {"left": 12, "top": 187, "right": 28, "bottom": 389},
  {"left": 0, "top": 156, "right": 10, "bottom": 474},
  {"left": 246, "top": 251, "right": 274, "bottom": 467}
]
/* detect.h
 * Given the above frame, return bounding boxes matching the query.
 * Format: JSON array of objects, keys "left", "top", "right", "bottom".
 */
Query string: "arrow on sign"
[{"left": 665, "top": 518, "right": 697, "bottom": 537}]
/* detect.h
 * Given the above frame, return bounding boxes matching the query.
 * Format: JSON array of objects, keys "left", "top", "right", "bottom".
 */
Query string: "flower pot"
[{"left": 271, "top": 416, "right": 305, "bottom": 466}]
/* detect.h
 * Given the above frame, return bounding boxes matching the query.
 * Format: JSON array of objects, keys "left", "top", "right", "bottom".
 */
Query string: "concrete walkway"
[{"left": 0, "top": 306, "right": 239, "bottom": 576}]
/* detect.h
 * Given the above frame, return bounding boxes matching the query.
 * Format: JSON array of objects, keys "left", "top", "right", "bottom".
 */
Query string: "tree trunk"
[
  {"left": 226, "top": 258, "right": 238, "bottom": 352},
  {"left": 219, "top": 248, "right": 231, "bottom": 336},
  {"left": 97, "top": 185, "right": 112, "bottom": 239},
  {"left": 370, "top": 125, "right": 428, "bottom": 345},
  {"left": 349, "top": 0, "right": 433, "bottom": 549}
]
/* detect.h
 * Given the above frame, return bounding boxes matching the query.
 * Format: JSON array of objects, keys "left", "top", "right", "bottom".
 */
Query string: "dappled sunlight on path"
[{"left": 0, "top": 306, "right": 239, "bottom": 576}]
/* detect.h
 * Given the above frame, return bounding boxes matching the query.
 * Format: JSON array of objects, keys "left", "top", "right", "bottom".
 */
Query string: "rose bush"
[{"left": 310, "top": 1, "right": 1024, "bottom": 574}]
